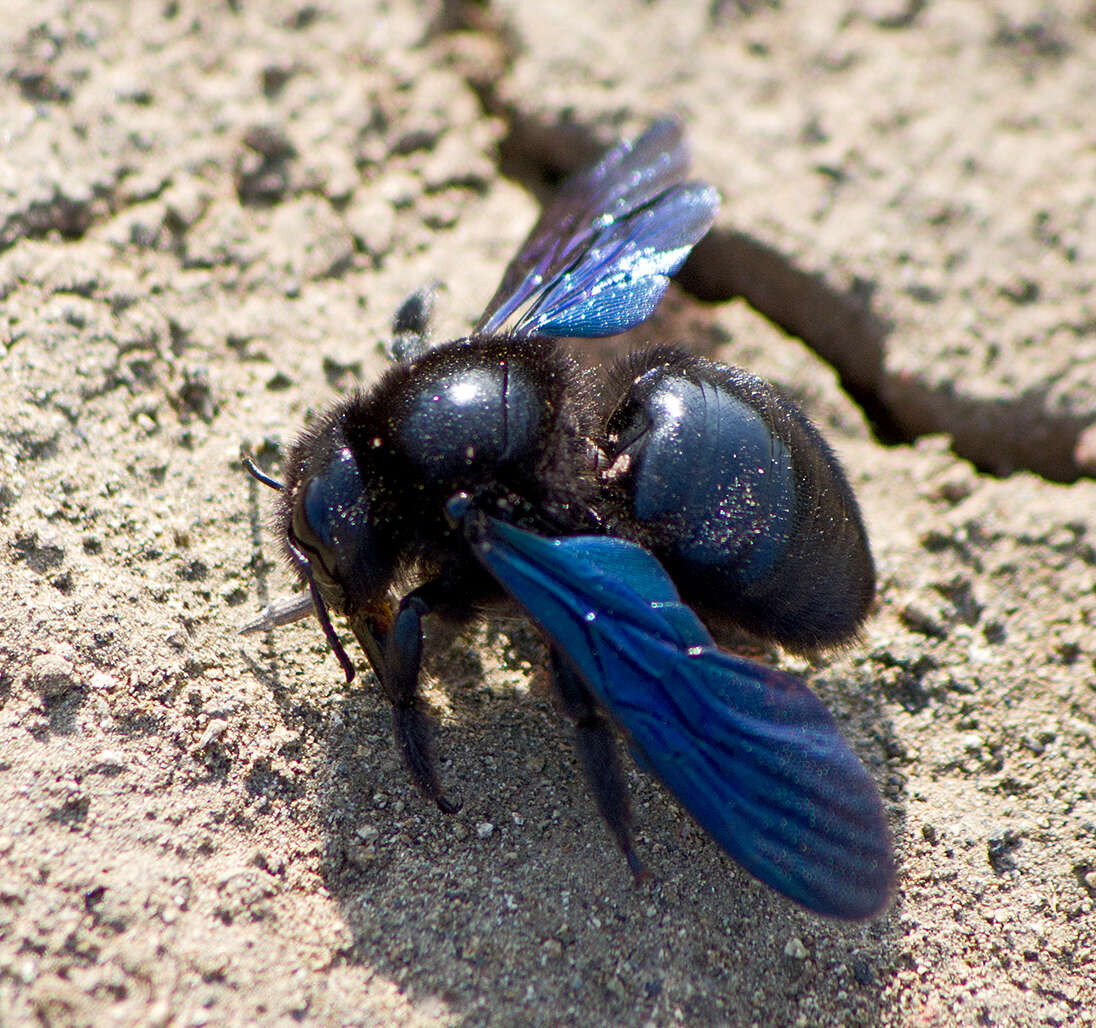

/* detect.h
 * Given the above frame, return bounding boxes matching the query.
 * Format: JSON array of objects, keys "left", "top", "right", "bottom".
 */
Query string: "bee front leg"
[{"left": 351, "top": 585, "right": 461, "bottom": 815}]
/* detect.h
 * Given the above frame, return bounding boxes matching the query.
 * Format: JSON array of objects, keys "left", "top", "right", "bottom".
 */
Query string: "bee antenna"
[{"left": 242, "top": 455, "right": 284, "bottom": 491}]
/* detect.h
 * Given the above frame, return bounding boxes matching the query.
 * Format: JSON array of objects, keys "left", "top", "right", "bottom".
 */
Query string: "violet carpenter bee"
[{"left": 243, "top": 120, "right": 893, "bottom": 919}]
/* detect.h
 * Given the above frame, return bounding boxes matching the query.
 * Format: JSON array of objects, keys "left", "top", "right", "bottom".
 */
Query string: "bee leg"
[
  {"left": 550, "top": 648, "right": 648, "bottom": 880},
  {"left": 385, "top": 280, "right": 439, "bottom": 363},
  {"left": 353, "top": 586, "right": 461, "bottom": 815}
]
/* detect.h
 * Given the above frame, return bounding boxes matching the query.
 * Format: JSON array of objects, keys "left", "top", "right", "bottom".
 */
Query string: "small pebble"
[
  {"left": 27, "top": 652, "right": 79, "bottom": 698},
  {"left": 89, "top": 671, "right": 118, "bottom": 691},
  {"left": 91, "top": 749, "right": 127, "bottom": 770},
  {"left": 199, "top": 719, "right": 229, "bottom": 747},
  {"left": 476, "top": 822, "right": 494, "bottom": 839},
  {"left": 606, "top": 975, "right": 627, "bottom": 1001},
  {"left": 784, "top": 936, "right": 809, "bottom": 959}
]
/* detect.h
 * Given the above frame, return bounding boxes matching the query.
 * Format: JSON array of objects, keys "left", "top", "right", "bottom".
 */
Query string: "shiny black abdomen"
[{"left": 603, "top": 349, "right": 875, "bottom": 651}]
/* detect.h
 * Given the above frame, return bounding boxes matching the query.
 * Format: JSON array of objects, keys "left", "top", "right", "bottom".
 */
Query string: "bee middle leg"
[{"left": 550, "top": 648, "right": 647, "bottom": 880}]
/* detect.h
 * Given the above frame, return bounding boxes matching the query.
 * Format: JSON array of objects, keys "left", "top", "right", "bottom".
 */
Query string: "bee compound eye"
[
  {"left": 290, "top": 481, "right": 326, "bottom": 555},
  {"left": 288, "top": 447, "right": 366, "bottom": 576},
  {"left": 288, "top": 446, "right": 396, "bottom": 609}
]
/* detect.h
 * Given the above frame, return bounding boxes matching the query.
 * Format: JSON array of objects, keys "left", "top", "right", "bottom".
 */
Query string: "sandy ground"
[{"left": 1, "top": 1, "right": 1094, "bottom": 1025}]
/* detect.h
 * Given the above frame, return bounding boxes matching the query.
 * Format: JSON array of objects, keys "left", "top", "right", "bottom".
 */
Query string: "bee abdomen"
[{"left": 604, "top": 348, "right": 874, "bottom": 651}]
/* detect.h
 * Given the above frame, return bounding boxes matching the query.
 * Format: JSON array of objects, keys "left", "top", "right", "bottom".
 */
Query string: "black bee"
[{"left": 244, "top": 120, "right": 893, "bottom": 919}]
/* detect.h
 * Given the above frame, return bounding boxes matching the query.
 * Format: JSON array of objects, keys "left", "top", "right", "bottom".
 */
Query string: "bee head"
[{"left": 282, "top": 434, "right": 393, "bottom": 616}]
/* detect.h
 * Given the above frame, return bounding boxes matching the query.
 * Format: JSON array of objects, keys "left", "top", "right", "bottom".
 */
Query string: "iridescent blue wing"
[
  {"left": 476, "top": 120, "right": 719, "bottom": 340},
  {"left": 456, "top": 508, "right": 894, "bottom": 920}
]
